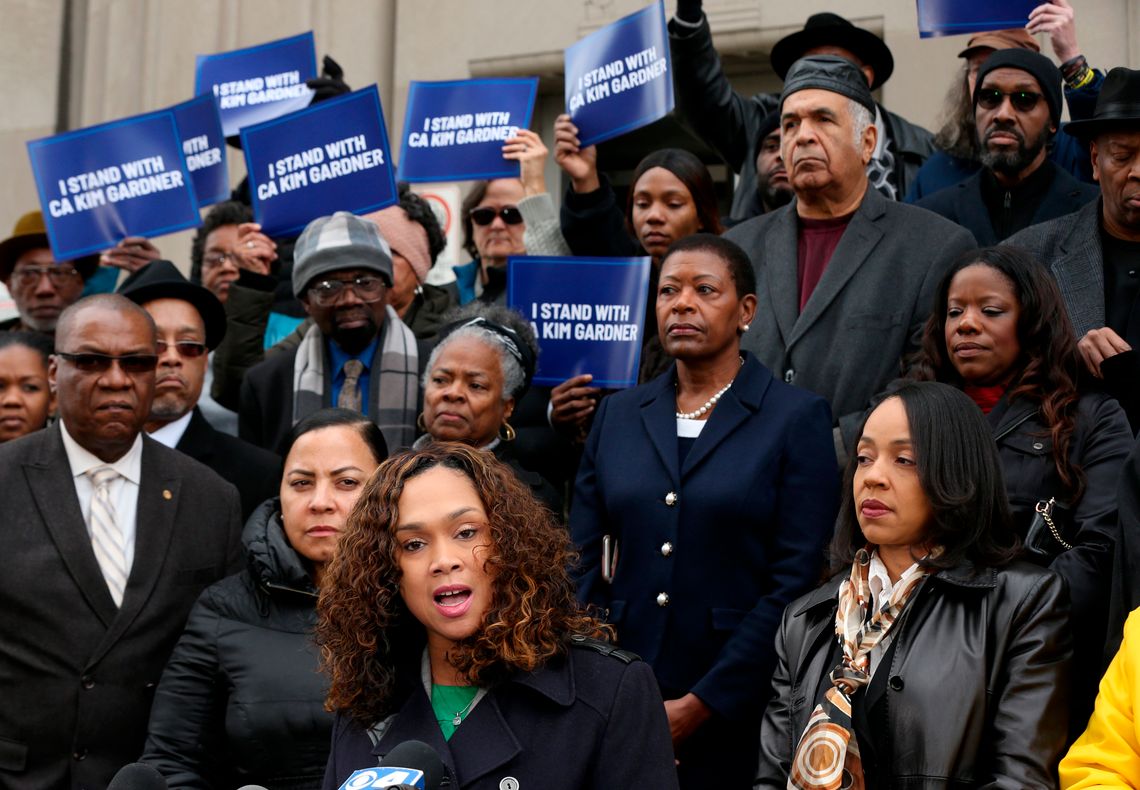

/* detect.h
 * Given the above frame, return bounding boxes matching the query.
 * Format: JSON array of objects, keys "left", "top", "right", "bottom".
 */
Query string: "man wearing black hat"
[
  {"left": 1007, "top": 66, "right": 1140, "bottom": 430},
  {"left": 917, "top": 49, "right": 1098, "bottom": 244},
  {"left": 726, "top": 55, "right": 975, "bottom": 457},
  {"left": 119, "top": 260, "right": 282, "bottom": 520},
  {"left": 0, "top": 210, "right": 99, "bottom": 336},
  {"left": 751, "top": 114, "right": 793, "bottom": 218},
  {"left": 669, "top": 1, "right": 934, "bottom": 222}
]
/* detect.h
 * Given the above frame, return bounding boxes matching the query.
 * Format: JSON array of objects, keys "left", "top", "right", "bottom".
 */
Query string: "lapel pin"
[{"left": 163, "top": 489, "right": 173, "bottom": 500}]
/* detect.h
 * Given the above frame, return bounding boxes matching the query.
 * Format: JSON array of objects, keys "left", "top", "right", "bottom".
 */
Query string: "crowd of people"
[{"left": 2, "top": 0, "right": 1140, "bottom": 788}]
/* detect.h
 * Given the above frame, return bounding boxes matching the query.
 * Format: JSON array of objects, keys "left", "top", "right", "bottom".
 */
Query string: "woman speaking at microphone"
[{"left": 317, "top": 443, "right": 679, "bottom": 789}]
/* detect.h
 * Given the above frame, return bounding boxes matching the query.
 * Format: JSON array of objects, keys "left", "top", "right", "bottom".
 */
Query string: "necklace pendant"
[{"left": 453, "top": 713, "right": 463, "bottom": 726}]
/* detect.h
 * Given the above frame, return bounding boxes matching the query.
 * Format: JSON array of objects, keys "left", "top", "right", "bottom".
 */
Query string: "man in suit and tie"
[
  {"left": 1007, "top": 66, "right": 1140, "bottom": 430},
  {"left": 726, "top": 55, "right": 977, "bottom": 456},
  {"left": 0, "top": 293, "right": 242, "bottom": 789},
  {"left": 118, "top": 260, "right": 282, "bottom": 520}
]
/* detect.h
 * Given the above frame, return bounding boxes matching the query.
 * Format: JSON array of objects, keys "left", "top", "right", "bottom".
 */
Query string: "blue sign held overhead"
[
  {"left": 564, "top": 0, "right": 673, "bottom": 147},
  {"left": 508, "top": 256, "right": 651, "bottom": 389},
  {"left": 27, "top": 109, "right": 200, "bottom": 261},
  {"left": 195, "top": 32, "right": 317, "bottom": 137},
  {"left": 398, "top": 77, "right": 539, "bottom": 183},
  {"left": 242, "top": 85, "right": 398, "bottom": 238},
  {"left": 171, "top": 94, "right": 229, "bottom": 206},
  {"left": 916, "top": 0, "right": 1038, "bottom": 38}
]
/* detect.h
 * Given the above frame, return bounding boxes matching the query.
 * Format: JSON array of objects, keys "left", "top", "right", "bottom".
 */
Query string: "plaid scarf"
[
  {"left": 788, "top": 548, "right": 930, "bottom": 790},
  {"left": 291, "top": 306, "right": 419, "bottom": 450}
]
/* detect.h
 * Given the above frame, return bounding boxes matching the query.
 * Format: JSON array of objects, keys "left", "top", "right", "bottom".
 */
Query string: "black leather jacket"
[{"left": 756, "top": 561, "right": 1072, "bottom": 789}]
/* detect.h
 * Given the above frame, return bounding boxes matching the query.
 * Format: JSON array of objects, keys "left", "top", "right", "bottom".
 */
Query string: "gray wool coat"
[{"left": 726, "top": 185, "right": 977, "bottom": 448}]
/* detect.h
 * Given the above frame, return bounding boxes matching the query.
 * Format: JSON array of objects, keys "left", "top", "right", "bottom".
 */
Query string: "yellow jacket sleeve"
[{"left": 1061, "top": 609, "right": 1140, "bottom": 788}]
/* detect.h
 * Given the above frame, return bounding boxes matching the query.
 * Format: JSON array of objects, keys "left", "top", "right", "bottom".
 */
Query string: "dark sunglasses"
[
  {"left": 470, "top": 206, "right": 523, "bottom": 226},
  {"left": 156, "top": 340, "right": 208, "bottom": 358},
  {"left": 976, "top": 88, "right": 1043, "bottom": 113},
  {"left": 55, "top": 352, "right": 159, "bottom": 373}
]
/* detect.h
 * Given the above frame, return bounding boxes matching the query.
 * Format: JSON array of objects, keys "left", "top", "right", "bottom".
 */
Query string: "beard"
[
  {"left": 759, "top": 179, "right": 794, "bottom": 210},
  {"left": 979, "top": 123, "right": 1049, "bottom": 177}
]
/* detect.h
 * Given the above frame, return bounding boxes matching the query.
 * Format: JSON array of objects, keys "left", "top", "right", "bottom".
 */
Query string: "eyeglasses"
[
  {"left": 470, "top": 206, "right": 523, "bottom": 226},
  {"left": 976, "top": 88, "right": 1043, "bottom": 113},
  {"left": 202, "top": 251, "right": 238, "bottom": 269},
  {"left": 11, "top": 265, "right": 81, "bottom": 288},
  {"left": 156, "top": 340, "right": 208, "bottom": 358},
  {"left": 55, "top": 352, "right": 159, "bottom": 373},
  {"left": 307, "top": 275, "right": 388, "bottom": 307}
]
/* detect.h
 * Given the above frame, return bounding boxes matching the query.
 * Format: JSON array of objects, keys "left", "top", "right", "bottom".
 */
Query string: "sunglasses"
[
  {"left": 157, "top": 340, "right": 208, "bottom": 358},
  {"left": 976, "top": 88, "right": 1043, "bottom": 113},
  {"left": 11, "top": 265, "right": 81, "bottom": 288},
  {"left": 470, "top": 206, "right": 523, "bottom": 226},
  {"left": 55, "top": 352, "right": 159, "bottom": 374},
  {"left": 307, "top": 275, "right": 388, "bottom": 307}
]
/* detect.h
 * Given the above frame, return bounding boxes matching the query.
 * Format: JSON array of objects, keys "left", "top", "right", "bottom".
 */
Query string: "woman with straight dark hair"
[
  {"left": 143, "top": 408, "right": 387, "bottom": 790},
  {"left": 758, "top": 381, "right": 1071, "bottom": 789},
  {"left": 908, "top": 244, "right": 1132, "bottom": 730}
]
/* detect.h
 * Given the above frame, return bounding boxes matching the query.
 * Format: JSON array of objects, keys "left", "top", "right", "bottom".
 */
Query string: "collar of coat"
[{"left": 792, "top": 560, "right": 998, "bottom": 617}]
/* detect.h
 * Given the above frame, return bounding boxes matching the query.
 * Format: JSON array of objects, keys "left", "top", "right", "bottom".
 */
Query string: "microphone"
[
  {"left": 107, "top": 763, "right": 168, "bottom": 790},
  {"left": 235, "top": 786, "right": 270, "bottom": 790},
  {"left": 336, "top": 740, "right": 446, "bottom": 790}
]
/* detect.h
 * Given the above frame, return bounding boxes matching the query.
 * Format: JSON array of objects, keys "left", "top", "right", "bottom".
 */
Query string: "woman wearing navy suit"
[{"left": 570, "top": 234, "right": 840, "bottom": 788}]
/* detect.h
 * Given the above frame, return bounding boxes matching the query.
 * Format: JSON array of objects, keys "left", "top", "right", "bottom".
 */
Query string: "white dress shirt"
[
  {"left": 147, "top": 410, "right": 193, "bottom": 449},
  {"left": 60, "top": 423, "right": 143, "bottom": 571}
]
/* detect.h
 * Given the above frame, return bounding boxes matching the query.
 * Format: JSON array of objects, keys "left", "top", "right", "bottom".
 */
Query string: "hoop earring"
[
  {"left": 499, "top": 421, "right": 517, "bottom": 442},
  {"left": 417, "top": 412, "right": 428, "bottom": 433}
]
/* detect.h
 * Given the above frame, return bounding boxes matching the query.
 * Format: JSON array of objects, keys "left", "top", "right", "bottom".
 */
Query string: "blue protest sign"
[
  {"left": 241, "top": 85, "right": 397, "bottom": 237},
  {"left": 27, "top": 110, "right": 200, "bottom": 261},
  {"left": 508, "top": 256, "right": 651, "bottom": 388},
  {"left": 916, "top": 0, "right": 1037, "bottom": 38},
  {"left": 194, "top": 32, "right": 317, "bottom": 137},
  {"left": 565, "top": 1, "right": 673, "bottom": 147},
  {"left": 171, "top": 94, "right": 228, "bottom": 206},
  {"left": 398, "top": 77, "right": 539, "bottom": 183}
]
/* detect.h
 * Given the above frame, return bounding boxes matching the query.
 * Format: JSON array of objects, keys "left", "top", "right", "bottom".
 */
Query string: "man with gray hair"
[
  {"left": 726, "top": 55, "right": 977, "bottom": 457},
  {"left": 239, "top": 211, "right": 424, "bottom": 455}
]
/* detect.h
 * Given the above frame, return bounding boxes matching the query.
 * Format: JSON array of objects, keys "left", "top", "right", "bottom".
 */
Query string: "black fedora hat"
[
  {"left": 117, "top": 259, "right": 227, "bottom": 349},
  {"left": 770, "top": 13, "right": 893, "bottom": 91},
  {"left": 1065, "top": 67, "right": 1140, "bottom": 141}
]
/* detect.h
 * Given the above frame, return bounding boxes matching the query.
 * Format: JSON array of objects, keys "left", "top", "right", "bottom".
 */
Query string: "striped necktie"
[
  {"left": 88, "top": 466, "right": 127, "bottom": 606},
  {"left": 338, "top": 358, "right": 365, "bottom": 412}
]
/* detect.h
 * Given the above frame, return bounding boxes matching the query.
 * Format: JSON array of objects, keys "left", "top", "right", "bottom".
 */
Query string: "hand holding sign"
[
  {"left": 101, "top": 236, "right": 162, "bottom": 273},
  {"left": 1027, "top": 0, "right": 1079, "bottom": 62},
  {"left": 502, "top": 129, "right": 551, "bottom": 197},
  {"left": 233, "top": 222, "right": 278, "bottom": 275},
  {"left": 553, "top": 114, "right": 600, "bottom": 194}
]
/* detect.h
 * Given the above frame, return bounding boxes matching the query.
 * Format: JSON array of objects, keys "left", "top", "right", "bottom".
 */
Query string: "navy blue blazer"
[{"left": 569, "top": 353, "right": 839, "bottom": 721}]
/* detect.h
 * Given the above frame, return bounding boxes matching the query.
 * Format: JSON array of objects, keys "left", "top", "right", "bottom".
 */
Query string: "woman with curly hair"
[
  {"left": 317, "top": 443, "right": 679, "bottom": 790},
  {"left": 907, "top": 244, "right": 1132, "bottom": 733}
]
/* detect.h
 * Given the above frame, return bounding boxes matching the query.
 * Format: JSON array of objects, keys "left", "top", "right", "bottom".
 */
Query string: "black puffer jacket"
[
  {"left": 142, "top": 499, "right": 332, "bottom": 790},
  {"left": 757, "top": 561, "right": 1072, "bottom": 789}
]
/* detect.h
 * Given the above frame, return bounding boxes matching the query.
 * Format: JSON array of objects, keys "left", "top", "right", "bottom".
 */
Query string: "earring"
[
  {"left": 499, "top": 421, "right": 517, "bottom": 442},
  {"left": 416, "top": 412, "right": 428, "bottom": 433},
  {"left": 742, "top": 323, "right": 751, "bottom": 332}
]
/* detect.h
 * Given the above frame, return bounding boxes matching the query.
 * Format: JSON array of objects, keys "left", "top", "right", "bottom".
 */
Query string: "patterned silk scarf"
[{"left": 788, "top": 548, "right": 930, "bottom": 790}]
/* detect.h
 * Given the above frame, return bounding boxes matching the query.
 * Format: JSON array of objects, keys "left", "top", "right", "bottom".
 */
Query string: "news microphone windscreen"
[
  {"left": 235, "top": 786, "right": 271, "bottom": 789},
  {"left": 381, "top": 741, "right": 445, "bottom": 790},
  {"left": 106, "top": 763, "right": 168, "bottom": 790}
]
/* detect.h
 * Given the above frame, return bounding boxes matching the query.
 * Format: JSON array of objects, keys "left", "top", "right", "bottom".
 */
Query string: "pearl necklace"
[{"left": 675, "top": 357, "right": 743, "bottom": 420}]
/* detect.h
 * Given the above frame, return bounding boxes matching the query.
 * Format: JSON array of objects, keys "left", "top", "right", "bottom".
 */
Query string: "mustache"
[{"left": 984, "top": 122, "right": 1025, "bottom": 144}]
